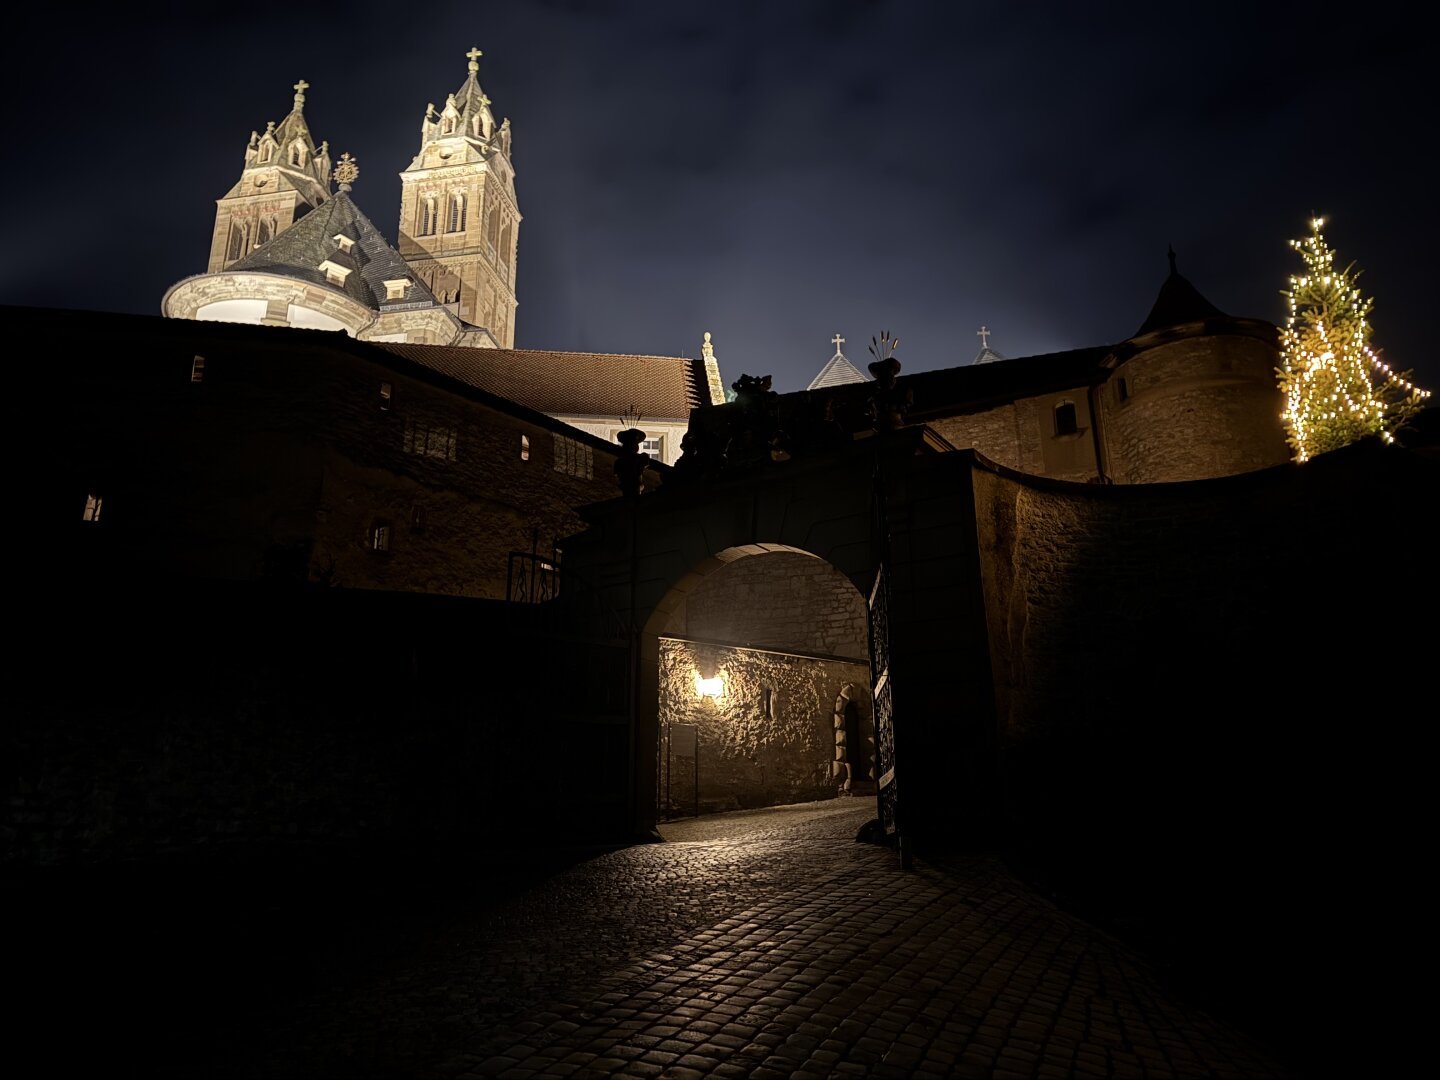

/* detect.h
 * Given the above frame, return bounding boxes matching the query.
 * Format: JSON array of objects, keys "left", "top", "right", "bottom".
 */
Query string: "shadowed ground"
[{"left": 12, "top": 800, "right": 1292, "bottom": 1078}]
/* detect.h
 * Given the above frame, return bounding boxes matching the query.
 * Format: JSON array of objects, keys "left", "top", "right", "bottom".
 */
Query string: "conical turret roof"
[{"left": 1134, "top": 248, "right": 1226, "bottom": 337}]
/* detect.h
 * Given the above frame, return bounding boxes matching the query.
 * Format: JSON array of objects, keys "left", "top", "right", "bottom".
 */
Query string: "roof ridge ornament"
[
  {"left": 333, "top": 152, "right": 359, "bottom": 191},
  {"left": 467, "top": 46, "right": 482, "bottom": 75},
  {"left": 831, "top": 332, "right": 845, "bottom": 356},
  {"left": 293, "top": 79, "right": 309, "bottom": 108},
  {"left": 976, "top": 325, "right": 991, "bottom": 349}
]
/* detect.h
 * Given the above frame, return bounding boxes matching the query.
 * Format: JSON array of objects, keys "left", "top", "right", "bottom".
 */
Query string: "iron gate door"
[{"left": 869, "top": 564, "right": 900, "bottom": 849}]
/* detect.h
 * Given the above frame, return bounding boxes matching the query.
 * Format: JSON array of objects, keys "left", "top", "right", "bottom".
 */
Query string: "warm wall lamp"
[{"left": 694, "top": 672, "right": 724, "bottom": 699}]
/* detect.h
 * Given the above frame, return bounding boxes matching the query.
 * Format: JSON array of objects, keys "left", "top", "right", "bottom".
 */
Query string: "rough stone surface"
[
  {"left": 1099, "top": 333, "right": 1289, "bottom": 483},
  {"left": 928, "top": 389, "right": 1100, "bottom": 482},
  {"left": 664, "top": 551, "right": 869, "bottom": 659},
  {"left": 659, "top": 639, "right": 872, "bottom": 812}
]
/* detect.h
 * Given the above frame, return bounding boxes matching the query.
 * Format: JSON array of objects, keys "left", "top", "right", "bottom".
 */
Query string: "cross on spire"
[
  {"left": 293, "top": 79, "right": 309, "bottom": 104},
  {"left": 831, "top": 332, "right": 845, "bottom": 354},
  {"left": 466, "top": 46, "right": 483, "bottom": 73},
  {"left": 977, "top": 326, "right": 991, "bottom": 349}
]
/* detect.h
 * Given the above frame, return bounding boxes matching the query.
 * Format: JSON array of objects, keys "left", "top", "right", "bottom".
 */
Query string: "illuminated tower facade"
[
  {"left": 397, "top": 47, "right": 521, "bottom": 347},
  {"left": 207, "top": 80, "right": 332, "bottom": 273}
]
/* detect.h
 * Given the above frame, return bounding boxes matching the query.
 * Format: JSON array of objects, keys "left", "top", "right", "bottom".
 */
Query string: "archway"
[{"left": 648, "top": 546, "right": 874, "bottom": 818}]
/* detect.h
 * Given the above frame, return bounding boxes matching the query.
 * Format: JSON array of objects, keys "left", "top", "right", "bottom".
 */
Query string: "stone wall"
[
  {"left": 969, "top": 440, "right": 1437, "bottom": 980},
  {"left": 928, "top": 389, "right": 1100, "bottom": 482},
  {"left": 658, "top": 639, "right": 872, "bottom": 813},
  {"left": 662, "top": 551, "right": 869, "bottom": 658},
  {"left": 1099, "top": 331, "right": 1289, "bottom": 483}
]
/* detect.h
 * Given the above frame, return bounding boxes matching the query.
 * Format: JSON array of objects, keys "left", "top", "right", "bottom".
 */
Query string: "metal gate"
[{"left": 869, "top": 563, "right": 905, "bottom": 864}]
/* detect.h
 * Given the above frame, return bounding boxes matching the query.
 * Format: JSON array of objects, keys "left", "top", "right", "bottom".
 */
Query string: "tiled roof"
[
  {"left": 808, "top": 352, "right": 869, "bottom": 390},
  {"left": 374, "top": 343, "right": 703, "bottom": 420},
  {"left": 228, "top": 190, "right": 438, "bottom": 311},
  {"left": 972, "top": 345, "right": 1006, "bottom": 365}
]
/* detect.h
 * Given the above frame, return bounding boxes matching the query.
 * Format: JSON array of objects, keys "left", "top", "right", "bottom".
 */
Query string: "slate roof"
[
  {"left": 228, "top": 189, "right": 439, "bottom": 311},
  {"left": 375, "top": 343, "right": 704, "bottom": 420},
  {"left": 972, "top": 345, "right": 1007, "bottom": 365},
  {"left": 1135, "top": 261, "right": 1226, "bottom": 337},
  {"left": 807, "top": 350, "right": 869, "bottom": 390}
]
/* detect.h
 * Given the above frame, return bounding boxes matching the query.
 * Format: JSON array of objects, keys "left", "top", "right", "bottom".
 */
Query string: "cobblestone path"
[{"left": 247, "top": 800, "right": 1288, "bottom": 1078}]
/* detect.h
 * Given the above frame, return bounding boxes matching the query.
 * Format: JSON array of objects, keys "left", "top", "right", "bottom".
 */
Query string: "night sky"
[{"left": 2, "top": 1, "right": 1432, "bottom": 394}]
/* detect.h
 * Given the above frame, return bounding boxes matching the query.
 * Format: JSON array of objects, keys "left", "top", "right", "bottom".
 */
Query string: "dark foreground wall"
[
  {"left": 972, "top": 438, "right": 1438, "bottom": 1061},
  {"left": 5, "top": 577, "right": 629, "bottom": 866}
]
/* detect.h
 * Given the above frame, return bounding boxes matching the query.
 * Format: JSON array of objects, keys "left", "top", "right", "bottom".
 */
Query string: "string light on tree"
[{"left": 1276, "top": 217, "right": 1429, "bottom": 462}]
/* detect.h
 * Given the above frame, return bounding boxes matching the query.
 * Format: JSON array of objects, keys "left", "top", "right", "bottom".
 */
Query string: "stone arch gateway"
[{"left": 560, "top": 431, "right": 1002, "bottom": 849}]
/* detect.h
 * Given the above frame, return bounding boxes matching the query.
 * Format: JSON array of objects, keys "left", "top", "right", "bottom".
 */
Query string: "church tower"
[
  {"left": 207, "top": 81, "right": 332, "bottom": 273},
  {"left": 398, "top": 47, "right": 521, "bottom": 348}
]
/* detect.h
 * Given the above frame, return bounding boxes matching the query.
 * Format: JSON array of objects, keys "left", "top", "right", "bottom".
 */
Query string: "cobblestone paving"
[{"left": 256, "top": 800, "right": 1289, "bottom": 1078}]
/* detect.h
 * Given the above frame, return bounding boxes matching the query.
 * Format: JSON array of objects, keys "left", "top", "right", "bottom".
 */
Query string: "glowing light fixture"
[{"left": 694, "top": 673, "right": 724, "bottom": 699}]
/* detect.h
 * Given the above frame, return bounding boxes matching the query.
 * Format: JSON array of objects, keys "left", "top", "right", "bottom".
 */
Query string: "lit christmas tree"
[{"left": 1278, "top": 217, "right": 1429, "bottom": 462}]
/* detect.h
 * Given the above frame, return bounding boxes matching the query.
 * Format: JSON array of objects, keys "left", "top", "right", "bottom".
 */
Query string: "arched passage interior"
[{"left": 647, "top": 545, "right": 875, "bottom": 817}]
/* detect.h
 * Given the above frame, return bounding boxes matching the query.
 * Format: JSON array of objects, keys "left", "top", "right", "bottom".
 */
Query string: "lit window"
[
  {"left": 191, "top": 355, "right": 205, "bottom": 384},
  {"left": 380, "top": 382, "right": 392, "bottom": 410},
  {"left": 371, "top": 522, "right": 391, "bottom": 551},
  {"left": 82, "top": 493, "right": 103, "bottom": 523},
  {"left": 1054, "top": 401, "right": 1079, "bottom": 436},
  {"left": 520, "top": 434, "right": 530, "bottom": 461}
]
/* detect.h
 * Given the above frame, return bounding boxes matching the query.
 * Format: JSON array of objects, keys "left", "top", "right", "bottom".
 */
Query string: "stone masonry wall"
[
  {"left": 928, "top": 390, "right": 1099, "bottom": 482},
  {"left": 664, "top": 551, "right": 869, "bottom": 658},
  {"left": 1099, "top": 333, "right": 1289, "bottom": 483},
  {"left": 658, "top": 639, "right": 872, "bottom": 813}
]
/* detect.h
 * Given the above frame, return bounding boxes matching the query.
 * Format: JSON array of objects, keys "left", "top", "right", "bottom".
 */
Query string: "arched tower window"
[
  {"left": 441, "top": 115, "right": 456, "bottom": 136},
  {"left": 487, "top": 206, "right": 501, "bottom": 251},
  {"left": 449, "top": 193, "right": 466, "bottom": 233},
  {"left": 227, "top": 222, "right": 245, "bottom": 262},
  {"left": 289, "top": 142, "right": 303, "bottom": 166},
  {"left": 258, "top": 142, "right": 272, "bottom": 163},
  {"left": 419, "top": 197, "right": 436, "bottom": 236},
  {"left": 256, "top": 218, "right": 273, "bottom": 247},
  {"left": 500, "top": 221, "right": 513, "bottom": 266},
  {"left": 1053, "top": 400, "right": 1079, "bottom": 437}
]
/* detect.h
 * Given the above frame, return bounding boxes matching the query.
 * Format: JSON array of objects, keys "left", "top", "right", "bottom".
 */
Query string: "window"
[
  {"left": 448, "top": 193, "right": 466, "bottom": 233},
  {"left": 82, "top": 493, "right": 103, "bottom": 523},
  {"left": 258, "top": 142, "right": 272, "bottom": 163},
  {"left": 227, "top": 223, "right": 245, "bottom": 261},
  {"left": 383, "top": 279, "right": 408, "bottom": 300},
  {"left": 500, "top": 221, "right": 513, "bottom": 265},
  {"left": 256, "top": 218, "right": 272, "bottom": 247},
  {"left": 487, "top": 207, "right": 501, "bottom": 251},
  {"left": 190, "top": 355, "right": 205, "bottom": 384},
  {"left": 552, "top": 434, "right": 594, "bottom": 478},
  {"left": 419, "top": 197, "right": 436, "bottom": 236},
  {"left": 441, "top": 115, "right": 455, "bottom": 136},
  {"left": 762, "top": 687, "right": 775, "bottom": 719},
  {"left": 640, "top": 435, "right": 664, "bottom": 461},
  {"left": 1116, "top": 377, "right": 1129, "bottom": 403},
  {"left": 334, "top": 234, "right": 354, "bottom": 253},
  {"left": 1054, "top": 401, "right": 1079, "bottom": 437},
  {"left": 403, "top": 418, "right": 458, "bottom": 461},
  {"left": 371, "top": 522, "right": 391, "bottom": 552},
  {"left": 520, "top": 434, "right": 530, "bottom": 461},
  {"left": 289, "top": 142, "right": 303, "bottom": 166},
  {"left": 380, "top": 382, "right": 392, "bottom": 410}
]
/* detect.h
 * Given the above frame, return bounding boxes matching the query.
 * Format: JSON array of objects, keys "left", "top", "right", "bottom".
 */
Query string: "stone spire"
[
  {"left": 208, "top": 81, "right": 331, "bottom": 273},
  {"left": 700, "top": 331, "right": 727, "bottom": 404}
]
